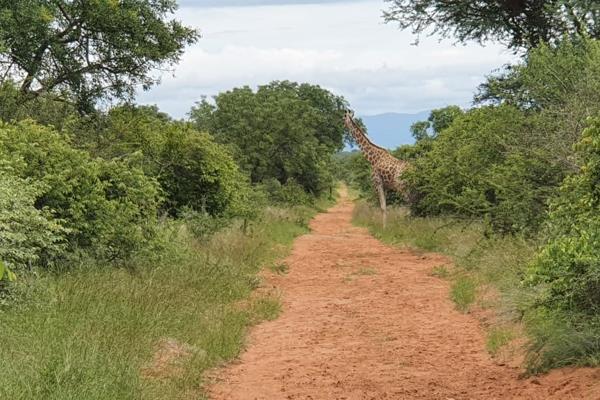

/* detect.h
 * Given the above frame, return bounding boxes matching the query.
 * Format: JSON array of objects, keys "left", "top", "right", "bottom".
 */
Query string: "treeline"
[
  {"left": 0, "top": 79, "right": 346, "bottom": 280},
  {"left": 348, "top": 37, "right": 600, "bottom": 371}
]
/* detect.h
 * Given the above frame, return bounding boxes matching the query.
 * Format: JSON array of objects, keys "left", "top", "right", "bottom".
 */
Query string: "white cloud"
[{"left": 138, "top": 0, "right": 517, "bottom": 117}]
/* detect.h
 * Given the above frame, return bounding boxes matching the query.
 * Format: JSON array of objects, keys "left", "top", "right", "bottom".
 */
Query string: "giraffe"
[{"left": 344, "top": 110, "right": 409, "bottom": 228}]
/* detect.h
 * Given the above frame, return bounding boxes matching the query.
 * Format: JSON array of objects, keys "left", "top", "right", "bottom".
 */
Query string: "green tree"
[
  {"left": 428, "top": 105, "right": 463, "bottom": 134},
  {"left": 410, "top": 106, "right": 463, "bottom": 142},
  {"left": 410, "top": 120, "right": 430, "bottom": 142},
  {"left": 383, "top": 0, "right": 600, "bottom": 50},
  {"left": 407, "top": 105, "right": 566, "bottom": 233},
  {"left": 0, "top": 120, "right": 162, "bottom": 263},
  {"left": 0, "top": 0, "right": 198, "bottom": 112},
  {"left": 190, "top": 81, "right": 347, "bottom": 196},
  {"left": 77, "top": 105, "right": 251, "bottom": 217}
]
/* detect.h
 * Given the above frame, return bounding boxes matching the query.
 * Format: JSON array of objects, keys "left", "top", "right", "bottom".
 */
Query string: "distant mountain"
[{"left": 352, "top": 111, "right": 430, "bottom": 150}]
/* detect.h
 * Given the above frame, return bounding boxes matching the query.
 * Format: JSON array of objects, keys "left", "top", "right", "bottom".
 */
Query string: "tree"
[
  {"left": 410, "top": 120, "right": 430, "bottom": 142},
  {"left": 406, "top": 105, "right": 566, "bottom": 233},
  {"left": 409, "top": 105, "right": 463, "bottom": 142},
  {"left": 383, "top": 0, "right": 600, "bottom": 50},
  {"left": 0, "top": 0, "right": 198, "bottom": 112},
  {"left": 190, "top": 81, "right": 347, "bottom": 195},
  {"left": 75, "top": 105, "right": 250, "bottom": 217}
]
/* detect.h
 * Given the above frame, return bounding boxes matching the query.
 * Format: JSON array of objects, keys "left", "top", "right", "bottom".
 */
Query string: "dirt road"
[{"left": 209, "top": 191, "right": 600, "bottom": 399}]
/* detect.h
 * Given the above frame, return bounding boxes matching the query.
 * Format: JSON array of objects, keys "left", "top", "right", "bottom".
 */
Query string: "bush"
[
  {"left": 524, "top": 116, "right": 600, "bottom": 370},
  {"left": 260, "top": 178, "right": 314, "bottom": 206},
  {"left": 180, "top": 207, "right": 230, "bottom": 240},
  {"left": 0, "top": 120, "right": 161, "bottom": 263},
  {"left": 527, "top": 116, "right": 600, "bottom": 314},
  {"left": 76, "top": 105, "right": 251, "bottom": 218},
  {"left": 406, "top": 105, "right": 566, "bottom": 233},
  {"left": 0, "top": 172, "right": 65, "bottom": 271}
]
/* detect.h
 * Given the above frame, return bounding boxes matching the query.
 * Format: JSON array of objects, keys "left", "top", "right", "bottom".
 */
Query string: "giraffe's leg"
[{"left": 373, "top": 175, "right": 387, "bottom": 228}]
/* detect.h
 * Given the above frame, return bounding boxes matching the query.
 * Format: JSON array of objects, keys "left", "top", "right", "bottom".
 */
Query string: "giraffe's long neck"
[{"left": 345, "top": 115, "right": 380, "bottom": 164}]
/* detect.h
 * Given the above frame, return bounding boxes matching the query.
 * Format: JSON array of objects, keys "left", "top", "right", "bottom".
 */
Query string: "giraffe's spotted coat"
[{"left": 344, "top": 111, "right": 409, "bottom": 197}]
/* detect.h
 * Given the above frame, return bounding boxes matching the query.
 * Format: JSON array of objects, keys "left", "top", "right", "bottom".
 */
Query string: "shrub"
[
  {"left": 0, "top": 172, "right": 65, "bottom": 271},
  {"left": 0, "top": 121, "right": 161, "bottom": 263},
  {"left": 527, "top": 116, "right": 600, "bottom": 314},
  {"left": 76, "top": 105, "right": 251, "bottom": 218},
  {"left": 524, "top": 116, "right": 600, "bottom": 370},
  {"left": 260, "top": 178, "right": 314, "bottom": 206},
  {"left": 406, "top": 105, "right": 566, "bottom": 233}
]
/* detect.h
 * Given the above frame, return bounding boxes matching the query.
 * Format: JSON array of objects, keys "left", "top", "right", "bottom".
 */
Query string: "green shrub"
[
  {"left": 524, "top": 116, "right": 600, "bottom": 370},
  {"left": 0, "top": 120, "right": 161, "bottom": 263},
  {"left": 527, "top": 117, "right": 600, "bottom": 314},
  {"left": 76, "top": 105, "right": 251, "bottom": 217},
  {"left": 0, "top": 172, "right": 65, "bottom": 271},
  {"left": 180, "top": 207, "right": 229, "bottom": 240},
  {"left": 406, "top": 105, "right": 565, "bottom": 233},
  {"left": 260, "top": 178, "right": 314, "bottom": 206}
]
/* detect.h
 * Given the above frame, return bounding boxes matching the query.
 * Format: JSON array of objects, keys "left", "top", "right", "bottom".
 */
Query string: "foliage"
[
  {"left": 0, "top": 0, "right": 198, "bottom": 112},
  {"left": 0, "top": 200, "right": 320, "bottom": 399},
  {"left": 383, "top": 0, "right": 600, "bottom": 50},
  {"left": 0, "top": 171, "right": 65, "bottom": 271},
  {"left": 410, "top": 105, "right": 464, "bottom": 142},
  {"left": 259, "top": 178, "right": 314, "bottom": 206},
  {"left": 0, "top": 81, "right": 76, "bottom": 129},
  {"left": 527, "top": 117, "right": 600, "bottom": 316},
  {"left": 190, "top": 81, "right": 347, "bottom": 196},
  {"left": 76, "top": 105, "right": 252, "bottom": 218},
  {"left": 476, "top": 38, "right": 600, "bottom": 165},
  {"left": 406, "top": 105, "right": 567, "bottom": 233},
  {"left": 0, "top": 120, "right": 161, "bottom": 263},
  {"left": 180, "top": 207, "right": 230, "bottom": 240}
]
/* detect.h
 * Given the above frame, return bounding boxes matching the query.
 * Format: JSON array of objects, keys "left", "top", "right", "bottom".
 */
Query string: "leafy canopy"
[
  {"left": 77, "top": 105, "right": 252, "bottom": 218},
  {"left": 383, "top": 0, "right": 600, "bottom": 50},
  {"left": 0, "top": 0, "right": 198, "bottom": 112},
  {"left": 190, "top": 81, "right": 347, "bottom": 195}
]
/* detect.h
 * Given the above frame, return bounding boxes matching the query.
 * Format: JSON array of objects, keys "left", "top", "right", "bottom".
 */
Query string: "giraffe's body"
[{"left": 344, "top": 111, "right": 409, "bottom": 227}]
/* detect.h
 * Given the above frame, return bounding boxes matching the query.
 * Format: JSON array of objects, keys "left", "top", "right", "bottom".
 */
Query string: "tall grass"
[{"left": 0, "top": 203, "right": 328, "bottom": 400}]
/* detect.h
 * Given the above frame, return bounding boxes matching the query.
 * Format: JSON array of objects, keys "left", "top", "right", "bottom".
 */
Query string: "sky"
[{"left": 137, "top": 0, "right": 517, "bottom": 118}]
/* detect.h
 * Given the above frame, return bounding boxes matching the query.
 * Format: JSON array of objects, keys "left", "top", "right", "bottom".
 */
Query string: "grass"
[
  {"left": 450, "top": 275, "right": 477, "bottom": 312},
  {"left": 430, "top": 265, "right": 451, "bottom": 279},
  {"left": 486, "top": 327, "right": 516, "bottom": 356},
  {"left": 0, "top": 201, "right": 331, "bottom": 400},
  {"left": 268, "top": 262, "right": 289, "bottom": 275}
]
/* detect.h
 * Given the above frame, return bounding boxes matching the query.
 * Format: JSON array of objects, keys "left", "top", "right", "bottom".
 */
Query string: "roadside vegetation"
[
  {"left": 351, "top": 36, "right": 600, "bottom": 373},
  {"left": 0, "top": 2, "right": 342, "bottom": 398}
]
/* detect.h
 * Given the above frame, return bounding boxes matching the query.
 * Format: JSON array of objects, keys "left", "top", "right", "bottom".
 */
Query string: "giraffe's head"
[{"left": 344, "top": 109, "right": 354, "bottom": 127}]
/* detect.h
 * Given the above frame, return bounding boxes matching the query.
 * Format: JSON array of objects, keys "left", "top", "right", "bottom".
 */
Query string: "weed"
[
  {"left": 486, "top": 327, "right": 515, "bottom": 356},
  {"left": 269, "top": 263, "right": 289, "bottom": 275},
  {"left": 430, "top": 265, "right": 450, "bottom": 279},
  {"left": 451, "top": 276, "right": 477, "bottom": 312}
]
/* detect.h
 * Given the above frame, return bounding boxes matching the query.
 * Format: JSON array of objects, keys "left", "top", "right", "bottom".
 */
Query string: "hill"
[{"left": 356, "top": 111, "right": 430, "bottom": 150}]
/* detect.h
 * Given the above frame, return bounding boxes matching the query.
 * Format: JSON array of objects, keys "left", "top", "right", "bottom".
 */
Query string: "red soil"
[{"left": 208, "top": 191, "right": 600, "bottom": 400}]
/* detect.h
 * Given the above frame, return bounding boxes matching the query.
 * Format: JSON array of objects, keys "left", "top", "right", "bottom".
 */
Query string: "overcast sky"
[{"left": 137, "top": 0, "right": 516, "bottom": 118}]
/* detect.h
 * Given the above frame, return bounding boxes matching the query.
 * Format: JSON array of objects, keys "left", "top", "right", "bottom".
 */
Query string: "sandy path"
[{"left": 209, "top": 191, "right": 600, "bottom": 400}]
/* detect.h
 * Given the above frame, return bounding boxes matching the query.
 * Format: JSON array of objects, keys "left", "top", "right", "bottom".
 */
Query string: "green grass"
[
  {"left": 0, "top": 202, "right": 329, "bottom": 400},
  {"left": 450, "top": 276, "right": 477, "bottom": 312},
  {"left": 430, "top": 265, "right": 451, "bottom": 279},
  {"left": 486, "top": 327, "right": 516, "bottom": 356},
  {"left": 268, "top": 262, "right": 289, "bottom": 275}
]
